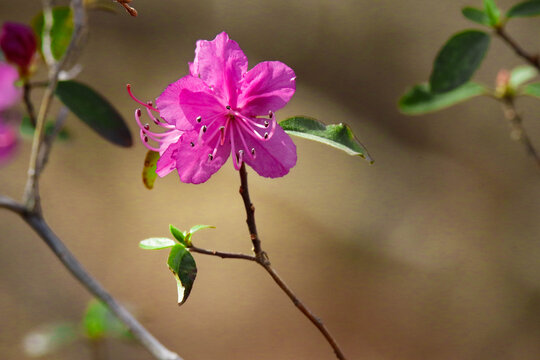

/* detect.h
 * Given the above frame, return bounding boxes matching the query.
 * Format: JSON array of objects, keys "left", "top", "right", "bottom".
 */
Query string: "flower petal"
[
  {"left": 238, "top": 61, "right": 296, "bottom": 116},
  {"left": 0, "top": 62, "right": 22, "bottom": 110},
  {"left": 178, "top": 87, "right": 225, "bottom": 130},
  {"left": 156, "top": 75, "right": 215, "bottom": 130},
  {"left": 172, "top": 131, "right": 231, "bottom": 184},
  {"left": 233, "top": 121, "right": 296, "bottom": 178},
  {"left": 190, "top": 32, "right": 248, "bottom": 105}
]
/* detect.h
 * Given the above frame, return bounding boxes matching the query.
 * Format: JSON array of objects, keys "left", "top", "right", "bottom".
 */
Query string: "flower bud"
[{"left": 0, "top": 22, "right": 37, "bottom": 76}]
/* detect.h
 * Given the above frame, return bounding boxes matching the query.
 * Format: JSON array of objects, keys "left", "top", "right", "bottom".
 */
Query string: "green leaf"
[
  {"left": 399, "top": 82, "right": 487, "bottom": 115},
  {"left": 83, "top": 300, "right": 131, "bottom": 340},
  {"left": 20, "top": 116, "right": 70, "bottom": 140},
  {"left": 507, "top": 0, "right": 540, "bottom": 17},
  {"left": 32, "top": 6, "right": 74, "bottom": 61},
  {"left": 167, "top": 244, "right": 197, "bottom": 305},
  {"left": 522, "top": 82, "right": 540, "bottom": 97},
  {"left": 509, "top": 65, "right": 538, "bottom": 88},
  {"left": 169, "top": 224, "right": 186, "bottom": 244},
  {"left": 139, "top": 238, "right": 176, "bottom": 250},
  {"left": 55, "top": 81, "right": 132, "bottom": 147},
  {"left": 483, "top": 0, "right": 501, "bottom": 25},
  {"left": 23, "top": 323, "right": 78, "bottom": 357},
  {"left": 429, "top": 30, "right": 491, "bottom": 94},
  {"left": 142, "top": 150, "right": 159, "bottom": 189},
  {"left": 185, "top": 224, "right": 215, "bottom": 245},
  {"left": 278, "top": 116, "right": 373, "bottom": 163},
  {"left": 462, "top": 7, "right": 491, "bottom": 25}
]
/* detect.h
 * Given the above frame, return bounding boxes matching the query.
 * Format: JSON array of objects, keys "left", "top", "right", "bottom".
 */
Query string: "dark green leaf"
[
  {"left": 55, "top": 81, "right": 132, "bottom": 147},
  {"left": 20, "top": 116, "right": 70, "bottom": 140},
  {"left": 509, "top": 65, "right": 538, "bottom": 88},
  {"left": 167, "top": 244, "right": 197, "bottom": 305},
  {"left": 399, "top": 82, "right": 486, "bottom": 115},
  {"left": 139, "top": 238, "right": 176, "bottom": 250},
  {"left": 32, "top": 6, "right": 74, "bottom": 60},
  {"left": 278, "top": 116, "right": 372, "bottom": 163},
  {"left": 507, "top": 0, "right": 540, "bottom": 17},
  {"left": 522, "top": 82, "right": 540, "bottom": 97},
  {"left": 83, "top": 300, "right": 131, "bottom": 340},
  {"left": 169, "top": 224, "right": 186, "bottom": 245},
  {"left": 462, "top": 7, "right": 491, "bottom": 25},
  {"left": 23, "top": 323, "right": 78, "bottom": 357},
  {"left": 429, "top": 30, "right": 491, "bottom": 94},
  {"left": 142, "top": 150, "right": 159, "bottom": 189},
  {"left": 483, "top": 0, "right": 501, "bottom": 25}
]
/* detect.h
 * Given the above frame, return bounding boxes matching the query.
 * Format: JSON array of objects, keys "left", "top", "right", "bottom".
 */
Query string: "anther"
[
  {"left": 268, "top": 111, "right": 273, "bottom": 119},
  {"left": 144, "top": 136, "right": 148, "bottom": 142},
  {"left": 264, "top": 120, "right": 269, "bottom": 128},
  {"left": 196, "top": 116, "right": 202, "bottom": 123},
  {"left": 208, "top": 154, "right": 214, "bottom": 160},
  {"left": 226, "top": 105, "right": 231, "bottom": 110},
  {"left": 251, "top": 148, "right": 256, "bottom": 156},
  {"left": 190, "top": 142, "right": 195, "bottom": 147},
  {"left": 202, "top": 125, "right": 207, "bottom": 133},
  {"left": 144, "top": 123, "right": 150, "bottom": 130},
  {"left": 264, "top": 132, "right": 269, "bottom": 139},
  {"left": 136, "top": 109, "right": 142, "bottom": 117}
]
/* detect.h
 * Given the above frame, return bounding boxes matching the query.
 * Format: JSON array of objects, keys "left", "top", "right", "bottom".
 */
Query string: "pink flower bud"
[{"left": 0, "top": 22, "right": 37, "bottom": 75}]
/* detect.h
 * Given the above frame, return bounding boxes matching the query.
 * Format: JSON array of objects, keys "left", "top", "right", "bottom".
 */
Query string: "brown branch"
[
  {"left": 237, "top": 163, "right": 347, "bottom": 360},
  {"left": 501, "top": 98, "right": 540, "bottom": 169},
  {"left": 189, "top": 246, "right": 257, "bottom": 262},
  {"left": 495, "top": 26, "right": 540, "bottom": 71},
  {"left": 115, "top": 0, "right": 138, "bottom": 16},
  {"left": 23, "top": 82, "right": 37, "bottom": 128}
]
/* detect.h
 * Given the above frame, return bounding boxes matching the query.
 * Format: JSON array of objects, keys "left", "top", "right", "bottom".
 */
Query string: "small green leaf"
[
  {"left": 462, "top": 7, "right": 491, "bottom": 25},
  {"left": 167, "top": 244, "right": 197, "bottom": 305},
  {"left": 83, "top": 300, "right": 131, "bottom": 340},
  {"left": 483, "top": 0, "right": 501, "bottom": 25},
  {"left": 510, "top": 65, "right": 538, "bottom": 88},
  {"left": 399, "top": 82, "right": 487, "bottom": 115},
  {"left": 169, "top": 224, "right": 186, "bottom": 244},
  {"left": 429, "top": 30, "right": 491, "bottom": 94},
  {"left": 139, "top": 238, "right": 176, "bottom": 250},
  {"left": 55, "top": 81, "right": 132, "bottom": 147},
  {"left": 32, "top": 6, "right": 74, "bottom": 61},
  {"left": 507, "top": 0, "right": 540, "bottom": 17},
  {"left": 23, "top": 323, "right": 78, "bottom": 357},
  {"left": 142, "top": 150, "right": 159, "bottom": 189},
  {"left": 278, "top": 116, "right": 372, "bottom": 163},
  {"left": 185, "top": 225, "right": 215, "bottom": 245},
  {"left": 522, "top": 82, "right": 540, "bottom": 97},
  {"left": 20, "top": 116, "right": 70, "bottom": 140}
]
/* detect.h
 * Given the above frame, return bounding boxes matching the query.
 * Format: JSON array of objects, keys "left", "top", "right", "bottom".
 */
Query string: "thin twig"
[
  {"left": 0, "top": 199, "right": 183, "bottom": 360},
  {"left": 237, "top": 163, "right": 347, "bottom": 360},
  {"left": 189, "top": 246, "right": 257, "bottom": 262},
  {"left": 501, "top": 97, "right": 540, "bottom": 168},
  {"left": 37, "top": 106, "right": 69, "bottom": 170},
  {"left": 23, "top": 82, "right": 37, "bottom": 127},
  {"left": 495, "top": 26, "right": 540, "bottom": 71}
]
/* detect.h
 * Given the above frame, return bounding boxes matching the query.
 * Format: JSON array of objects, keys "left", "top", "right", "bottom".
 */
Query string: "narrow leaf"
[
  {"left": 483, "top": 0, "right": 501, "bottom": 25},
  {"left": 279, "top": 116, "right": 372, "bottom": 163},
  {"left": 169, "top": 224, "right": 186, "bottom": 244},
  {"left": 430, "top": 30, "right": 491, "bottom": 94},
  {"left": 509, "top": 65, "right": 538, "bottom": 88},
  {"left": 462, "top": 7, "right": 491, "bottom": 25},
  {"left": 507, "top": 0, "right": 540, "bottom": 17},
  {"left": 55, "top": 81, "right": 132, "bottom": 147},
  {"left": 32, "top": 6, "right": 74, "bottom": 60},
  {"left": 399, "top": 82, "right": 486, "bottom": 115},
  {"left": 185, "top": 225, "right": 215, "bottom": 246},
  {"left": 522, "top": 82, "right": 540, "bottom": 97},
  {"left": 167, "top": 244, "right": 197, "bottom": 305},
  {"left": 139, "top": 238, "right": 176, "bottom": 250},
  {"left": 142, "top": 150, "right": 159, "bottom": 189}
]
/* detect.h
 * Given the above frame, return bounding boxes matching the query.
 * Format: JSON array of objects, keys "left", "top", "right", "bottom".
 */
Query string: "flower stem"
[
  {"left": 495, "top": 26, "right": 540, "bottom": 71},
  {"left": 23, "top": 81, "right": 37, "bottom": 128},
  {"left": 237, "top": 163, "right": 347, "bottom": 360}
]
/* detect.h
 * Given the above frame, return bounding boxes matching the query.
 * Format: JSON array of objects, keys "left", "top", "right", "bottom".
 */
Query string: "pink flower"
[
  {"left": 0, "top": 22, "right": 37, "bottom": 76},
  {"left": 129, "top": 32, "right": 297, "bottom": 184},
  {"left": 0, "top": 62, "right": 22, "bottom": 163}
]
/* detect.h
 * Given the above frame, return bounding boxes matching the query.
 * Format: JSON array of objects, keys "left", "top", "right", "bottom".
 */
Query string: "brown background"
[{"left": 1, "top": 0, "right": 540, "bottom": 359}]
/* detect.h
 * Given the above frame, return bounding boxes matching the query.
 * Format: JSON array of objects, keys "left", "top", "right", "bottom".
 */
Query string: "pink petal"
[
  {"left": 190, "top": 32, "right": 248, "bottom": 106},
  {"left": 0, "top": 62, "right": 21, "bottom": 110},
  {"left": 156, "top": 136, "right": 181, "bottom": 177},
  {"left": 238, "top": 61, "right": 296, "bottom": 116},
  {"left": 156, "top": 75, "right": 214, "bottom": 130},
  {"left": 178, "top": 86, "right": 225, "bottom": 129},
  {"left": 172, "top": 131, "right": 231, "bottom": 184},
  {"left": 233, "top": 121, "right": 296, "bottom": 178}
]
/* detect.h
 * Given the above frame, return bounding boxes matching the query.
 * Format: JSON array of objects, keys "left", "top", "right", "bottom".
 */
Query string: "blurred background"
[{"left": 1, "top": 0, "right": 540, "bottom": 359}]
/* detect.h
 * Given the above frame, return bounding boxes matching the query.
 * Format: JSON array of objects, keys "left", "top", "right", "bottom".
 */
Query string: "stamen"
[
  {"left": 196, "top": 116, "right": 202, "bottom": 123},
  {"left": 221, "top": 117, "right": 230, "bottom": 146},
  {"left": 190, "top": 142, "right": 195, "bottom": 147},
  {"left": 264, "top": 132, "right": 269, "bottom": 139},
  {"left": 234, "top": 121, "right": 255, "bottom": 160},
  {"left": 208, "top": 153, "right": 213, "bottom": 161},
  {"left": 236, "top": 117, "right": 267, "bottom": 141},
  {"left": 226, "top": 105, "right": 231, "bottom": 110},
  {"left": 251, "top": 148, "right": 256, "bottom": 159},
  {"left": 144, "top": 123, "right": 150, "bottom": 130},
  {"left": 264, "top": 120, "right": 269, "bottom": 128},
  {"left": 268, "top": 110, "right": 273, "bottom": 119},
  {"left": 145, "top": 107, "right": 174, "bottom": 129},
  {"left": 139, "top": 130, "right": 160, "bottom": 152},
  {"left": 234, "top": 111, "right": 267, "bottom": 129},
  {"left": 230, "top": 123, "right": 241, "bottom": 170},
  {"left": 237, "top": 150, "right": 244, "bottom": 168},
  {"left": 127, "top": 84, "right": 159, "bottom": 112}
]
